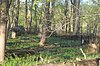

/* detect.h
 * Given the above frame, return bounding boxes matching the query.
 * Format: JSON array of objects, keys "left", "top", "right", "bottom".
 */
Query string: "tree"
[
  {"left": 51, "top": 0, "right": 55, "bottom": 31},
  {"left": 45, "top": 0, "right": 50, "bottom": 30},
  {"left": 51, "top": 0, "right": 55, "bottom": 18},
  {"left": 64, "top": 0, "right": 69, "bottom": 33},
  {"left": 39, "top": 0, "right": 50, "bottom": 46},
  {"left": 0, "top": 0, "right": 9, "bottom": 63},
  {"left": 24, "top": 0, "right": 28, "bottom": 31},
  {"left": 10, "top": 0, "right": 20, "bottom": 38},
  {"left": 29, "top": 0, "right": 34, "bottom": 31},
  {"left": 71, "top": 0, "right": 80, "bottom": 35}
]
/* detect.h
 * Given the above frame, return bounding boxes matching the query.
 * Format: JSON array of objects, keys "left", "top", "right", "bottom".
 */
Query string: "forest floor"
[{"left": 2, "top": 35, "right": 100, "bottom": 66}]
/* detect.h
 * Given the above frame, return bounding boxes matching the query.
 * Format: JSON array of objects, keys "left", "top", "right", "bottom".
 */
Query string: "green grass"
[
  {"left": 2, "top": 56, "right": 37, "bottom": 66},
  {"left": 46, "top": 36, "right": 81, "bottom": 46},
  {"left": 2, "top": 35, "right": 100, "bottom": 66}
]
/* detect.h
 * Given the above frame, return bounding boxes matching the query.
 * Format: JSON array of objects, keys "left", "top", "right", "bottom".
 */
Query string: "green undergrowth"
[{"left": 2, "top": 35, "right": 100, "bottom": 66}]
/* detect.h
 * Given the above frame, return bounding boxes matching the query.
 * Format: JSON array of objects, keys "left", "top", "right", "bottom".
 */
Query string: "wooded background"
[{"left": 0, "top": 0, "right": 100, "bottom": 64}]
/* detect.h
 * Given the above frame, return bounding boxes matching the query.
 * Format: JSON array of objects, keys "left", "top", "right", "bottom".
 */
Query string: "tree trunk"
[
  {"left": 71, "top": 0, "right": 80, "bottom": 35},
  {"left": 45, "top": 0, "right": 50, "bottom": 30},
  {"left": 39, "top": 0, "right": 50, "bottom": 46},
  {"left": 71, "top": 0, "right": 76, "bottom": 32},
  {"left": 29, "top": 0, "right": 34, "bottom": 29},
  {"left": 64, "top": 0, "right": 69, "bottom": 33},
  {"left": 15, "top": 0, "right": 20, "bottom": 27},
  {"left": 73, "top": 0, "right": 80, "bottom": 35},
  {"left": 0, "top": 0, "right": 9, "bottom": 63},
  {"left": 51, "top": 0, "right": 55, "bottom": 31},
  {"left": 34, "top": 4, "right": 38, "bottom": 34},
  {"left": 0, "top": 24, "right": 6, "bottom": 63},
  {"left": 10, "top": 0, "right": 15, "bottom": 38},
  {"left": 51, "top": 0, "right": 55, "bottom": 18},
  {"left": 24, "top": 0, "right": 28, "bottom": 31},
  {"left": 39, "top": 25, "right": 46, "bottom": 46},
  {"left": 11, "top": 0, "right": 20, "bottom": 38},
  {"left": 7, "top": 0, "right": 12, "bottom": 37}
]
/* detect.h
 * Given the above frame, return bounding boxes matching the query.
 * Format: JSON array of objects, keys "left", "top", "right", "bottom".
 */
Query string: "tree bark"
[
  {"left": 71, "top": 0, "right": 80, "bottom": 35},
  {"left": 34, "top": 4, "right": 38, "bottom": 33},
  {"left": 51, "top": 0, "right": 55, "bottom": 31},
  {"left": 15, "top": 0, "right": 20, "bottom": 27},
  {"left": 29, "top": 0, "right": 34, "bottom": 31},
  {"left": 45, "top": 0, "right": 50, "bottom": 30},
  {"left": 0, "top": 24, "right": 6, "bottom": 63},
  {"left": 73, "top": 0, "right": 80, "bottom": 35},
  {"left": 64, "top": 0, "right": 69, "bottom": 33},
  {"left": 0, "top": 0, "right": 9, "bottom": 63},
  {"left": 39, "top": 25, "right": 46, "bottom": 46},
  {"left": 10, "top": 0, "right": 20, "bottom": 38},
  {"left": 39, "top": 0, "right": 50, "bottom": 46},
  {"left": 24, "top": 0, "right": 28, "bottom": 31}
]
